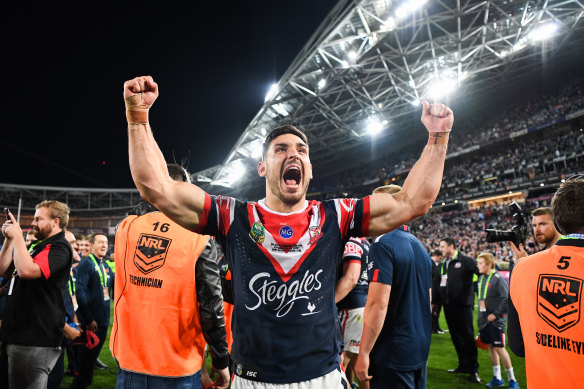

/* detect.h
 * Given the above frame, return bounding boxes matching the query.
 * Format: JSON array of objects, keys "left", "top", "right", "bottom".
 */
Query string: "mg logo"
[
  {"left": 279, "top": 226, "right": 293, "bottom": 239},
  {"left": 134, "top": 234, "right": 172, "bottom": 274},
  {"left": 537, "top": 275, "right": 582, "bottom": 332}
]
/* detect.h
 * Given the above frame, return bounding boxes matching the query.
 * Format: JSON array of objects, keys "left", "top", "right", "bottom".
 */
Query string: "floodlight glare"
[
  {"left": 226, "top": 160, "right": 246, "bottom": 185},
  {"left": 367, "top": 119, "right": 383, "bottom": 136},
  {"left": 395, "top": 0, "right": 428, "bottom": 19},
  {"left": 427, "top": 79, "right": 456, "bottom": 100},
  {"left": 318, "top": 79, "right": 326, "bottom": 89},
  {"left": 272, "top": 103, "right": 290, "bottom": 117},
  {"left": 412, "top": 99, "right": 420, "bottom": 106},
  {"left": 251, "top": 140, "right": 263, "bottom": 159},
  {"left": 528, "top": 22, "right": 559, "bottom": 41},
  {"left": 348, "top": 51, "right": 358, "bottom": 60},
  {"left": 265, "top": 83, "right": 278, "bottom": 102}
]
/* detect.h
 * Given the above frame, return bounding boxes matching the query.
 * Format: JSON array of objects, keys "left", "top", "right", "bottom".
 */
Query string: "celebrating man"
[{"left": 124, "top": 75, "right": 452, "bottom": 388}]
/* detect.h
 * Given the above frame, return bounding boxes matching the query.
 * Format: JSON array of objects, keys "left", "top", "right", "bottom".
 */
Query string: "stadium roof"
[
  {"left": 195, "top": 0, "right": 584, "bottom": 199},
  {"left": 2, "top": 0, "right": 583, "bottom": 216}
]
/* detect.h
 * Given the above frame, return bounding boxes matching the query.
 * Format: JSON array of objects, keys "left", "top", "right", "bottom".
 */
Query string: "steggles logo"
[{"left": 246, "top": 269, "right": 323, "bottom": 317}]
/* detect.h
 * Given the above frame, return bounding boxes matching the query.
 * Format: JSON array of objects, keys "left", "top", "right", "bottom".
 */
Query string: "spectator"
[{"left": 0, "top": 201, "right": 73, "bottom": 388}]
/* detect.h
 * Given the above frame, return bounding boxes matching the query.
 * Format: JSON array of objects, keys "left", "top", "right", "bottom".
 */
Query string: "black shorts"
[{"left": 479, "top": 322, "right": 505, "bottom": 348}]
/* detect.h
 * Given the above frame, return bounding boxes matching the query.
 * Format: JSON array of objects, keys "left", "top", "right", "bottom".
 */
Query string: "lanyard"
[
  {"left": 478, "top": 270, "right": 496, "bottom": 300},
  {"left": 12, "top": 239, "right": 45, "bottom": 277},
  {"left": 441, "top": 250, "right": 458, "bottom": 275},
  {"left": 68, "top": 270, "right": 76, "bottom": 295},
  {"left": 89, "top": 254, "right": 107, "bottom": 288}
]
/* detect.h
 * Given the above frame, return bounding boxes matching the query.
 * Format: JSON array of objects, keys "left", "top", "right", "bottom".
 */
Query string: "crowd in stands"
[{"left": 311, "top": 78, "right": 584, "bottom": 199}]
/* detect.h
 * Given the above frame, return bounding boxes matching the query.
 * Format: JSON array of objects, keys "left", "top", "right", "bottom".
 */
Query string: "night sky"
[{"left": 2, "top": 2, "right": 337, "bottom": 188}]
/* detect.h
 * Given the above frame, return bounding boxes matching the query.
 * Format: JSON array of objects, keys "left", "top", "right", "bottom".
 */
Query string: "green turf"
[{"left": 60, "top": 305, "right": 526, "bottom": 388}]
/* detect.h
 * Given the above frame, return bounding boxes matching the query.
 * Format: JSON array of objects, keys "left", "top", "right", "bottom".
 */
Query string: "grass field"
[{"left": 60, "top": 305, "right": 526, "bottom": 388}]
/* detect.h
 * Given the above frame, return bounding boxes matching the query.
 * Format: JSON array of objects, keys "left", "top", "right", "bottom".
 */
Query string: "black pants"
[
  {"left": 443, "top": 304, "right": 478, "bottom": 372},
  {"left": 72, "top": 325, "right": 108, "bottom": 389},
  {"left": 432, "top": 304, "right": 443, "bottom": 331}
]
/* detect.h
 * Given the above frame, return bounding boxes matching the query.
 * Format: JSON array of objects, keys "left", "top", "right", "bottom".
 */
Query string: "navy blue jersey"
[
  {"left": 198, "top": 195, "right": 370, "bottom": 383},
  {"left": 337, "top": 237, "right": 370, "bottom": 310},
  {"left": 367, "top": 226, "right": 432, "bottom": 371}
]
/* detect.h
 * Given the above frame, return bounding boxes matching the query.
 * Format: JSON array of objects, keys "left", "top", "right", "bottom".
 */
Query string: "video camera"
[{"left": 485, "top": 202, "right": 527, "bottom": 247}]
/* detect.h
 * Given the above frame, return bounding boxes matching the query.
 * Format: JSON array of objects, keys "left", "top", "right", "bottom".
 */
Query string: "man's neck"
[
  {"left": 44, "top": 229, "right": 62, "bottom": 240},
  {"left": 544, "top": 233, "right": 562, "bottom": 249},
  {"left": 263, "top": 194, "right": 307, "bottom": 214},
  {"left": 91, "top": 253, "right": 104, "bottom": 261}
]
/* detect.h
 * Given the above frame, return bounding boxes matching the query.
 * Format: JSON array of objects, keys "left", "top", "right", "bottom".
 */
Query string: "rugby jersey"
[{"left": 198, "top": 194, "right": 370, "bottom": 383}]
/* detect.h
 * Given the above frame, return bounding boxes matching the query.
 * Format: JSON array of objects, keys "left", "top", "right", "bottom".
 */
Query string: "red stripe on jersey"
[
  {"left": 33, "top": 244, "right": 51, "bottom": 279},
  {"left": 403, "top": 225, "right": 408, "bottom": 232},
  {"left": 345, "top": 260, "right": 361, "bottom": 264},
  {"left": 342, "top": 241, "right": 363, "bottom": 258},
  {"left": 362, "top": 196, "right": 371, "bottom": 237},
  {"left": 197, "top": 192, "right": 211, "bottom": 233},
  {"left": 216, "top": 196, "right": 233, "bottom": 236},
  {"left": 372, "top": 269, "right": 379, "bottom": 282},
  {"left": 341, "top": 309, "right": 349, "bottom": 336}
]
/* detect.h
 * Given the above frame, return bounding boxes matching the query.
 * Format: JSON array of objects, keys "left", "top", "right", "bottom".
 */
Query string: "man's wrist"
[
  {"left": 427, "top": 132, "right": 450, "bottom": 146},
  {"left": 126, "top": 109, "right": 149, "bottom": 124}
]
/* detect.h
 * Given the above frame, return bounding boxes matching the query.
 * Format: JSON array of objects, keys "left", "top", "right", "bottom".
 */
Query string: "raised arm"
[
  {"left": 125, "top": 76, "right": 207, "bottom": 231},
  {"left": 368, "top": 101, "right": 452, "bottom": 236}
]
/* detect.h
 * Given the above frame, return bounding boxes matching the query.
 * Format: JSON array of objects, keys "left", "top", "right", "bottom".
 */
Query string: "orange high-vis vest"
[
  {"left": 510, "top": 239, "right": 584, "bottom": 388},
  {"left": 110, "top": 211, "right": 209, "bottom": 376}
]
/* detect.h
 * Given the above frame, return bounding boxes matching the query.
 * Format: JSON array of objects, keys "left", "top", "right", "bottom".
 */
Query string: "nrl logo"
[
  {"left": 249, "top": 221, "right": 265, "bottom": 244},
  {"left": 537, "top": 274, "right": 582, "bottom": 332},
  {"left": 235, "top": 363, "right": 242, "bottom": 376},
  {"left": 133, "top": 234, "right": 172, "bottom": 274}
]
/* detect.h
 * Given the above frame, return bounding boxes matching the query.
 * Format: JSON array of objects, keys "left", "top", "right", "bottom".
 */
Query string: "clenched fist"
[
  {"left": 123, "top": 76, "right": 159, "bottom": 124},
  {"left": 421, "top": 101, "right": 454, "bottom": 133}
]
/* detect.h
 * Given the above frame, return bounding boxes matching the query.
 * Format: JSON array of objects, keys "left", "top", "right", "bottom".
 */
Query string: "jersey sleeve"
[
  {"left": 341, "top": 238, "right": 364, "bottom": 266},
  {"left": 367, "top": 240, "right": 394, "bottom": 286},
  {"left": 32, "top": 243, "right": 71, "bottom": 280},
  {"left": 332, "top": 196, "right": 371, "bottom": 239},
  {"left": 197, "top": 193, "right": 244, "bottom": 238}
]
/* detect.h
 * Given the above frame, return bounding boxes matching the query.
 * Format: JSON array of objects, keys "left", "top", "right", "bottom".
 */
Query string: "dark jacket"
[
  {"left": 75, "top": 254, "right": 113, "bottom": 327},
  {"left": 433, "top": 250, "right": 478, "bottom": 306}
]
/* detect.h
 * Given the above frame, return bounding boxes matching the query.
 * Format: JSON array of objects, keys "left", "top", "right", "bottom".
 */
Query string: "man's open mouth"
[{"left": 283, "top": 166, "right": 302, "bottom": 187}]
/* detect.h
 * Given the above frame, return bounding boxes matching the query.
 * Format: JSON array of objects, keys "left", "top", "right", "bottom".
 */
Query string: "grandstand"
[{"left": 1, "top": 0, "right": 583, "bottom": 231}]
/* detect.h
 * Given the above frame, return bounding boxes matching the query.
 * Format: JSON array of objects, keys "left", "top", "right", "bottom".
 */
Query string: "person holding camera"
[
  {"left": 434, "top": 237, "right": 481, "bottom": 383},
  {"left": 508, "top": 177, "right": 584, "bottom": 388},
  {"left": 508, "top": 207, "right": 560, "bottom": 261},
  {"left": 0, "top": 201, "right": 74, "bottom": 388}
]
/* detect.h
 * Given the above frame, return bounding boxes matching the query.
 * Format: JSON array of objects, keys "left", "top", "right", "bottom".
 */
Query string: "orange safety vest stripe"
[
  {"left": 510, "top": 244, "right": 584, "bottom": 389},
  {"left": 110, "top": 212, "right": 209, "bottom": 376}
]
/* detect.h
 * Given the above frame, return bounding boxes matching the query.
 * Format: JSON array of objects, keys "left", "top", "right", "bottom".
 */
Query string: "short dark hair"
[
  {"left": 531, "top": 207, "right": 553, "bottom": 218},
  {"left": 552, "top": 178, "right": 584, "bottom": 235},
  {"left": 431, "top": 249, "right": 442, "bottom": 257},
  {"left": 89, "top": 232, "right": 108, "bottom": 244},
  {"left": 440, "top": 237, "right": 456, "bottom": 247},
  {"left": 262, "top": 125, "right": 308, "bottom": 158},
  {"left": 167, "top": 163, "right": 191, "bottom": 183}
]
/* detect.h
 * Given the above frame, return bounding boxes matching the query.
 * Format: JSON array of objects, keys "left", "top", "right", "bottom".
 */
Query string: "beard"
[{"left": 33, "top": 225, "right": 52, "bottom": 241}]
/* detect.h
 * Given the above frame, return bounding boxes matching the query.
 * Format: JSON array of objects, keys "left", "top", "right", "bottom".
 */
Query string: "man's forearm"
[
  {"left": 11, "top": 236, "right": 41, "bottom": 279},
  {"left": 400, "top": 133, "right": 448, "bottom": 217},
  {"left": 128, "top": 123, "right": 172, "bottom": 205},
  {"left": 360, "top": 301, "right": 387, "bottom": 355},
  {"left": 335, "top": 277, "right": 356, "bottom": 303}
]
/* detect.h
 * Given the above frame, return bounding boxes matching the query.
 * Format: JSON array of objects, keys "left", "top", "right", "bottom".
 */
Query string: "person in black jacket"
[{"left": 434, "top": 237, "right": 481, "bottom": 383}]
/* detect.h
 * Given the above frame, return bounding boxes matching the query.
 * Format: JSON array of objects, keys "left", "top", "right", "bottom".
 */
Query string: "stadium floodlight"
[
  {"left": 381, "top": 16, "right": 396, "bottom": 31},
  {"left": 395, "top": 0, "right": 428, "bottom": 19},
  {"left": 348, "top": 50, "right": 358, "bottom": 60},
  {"left": 272, "top": 103, "right": 290, "bottom": 117},
  {"left": 341, "top": 60, "right": 349, "bottom": 68},
  {"left": 265, "top": 83, "right": 278, "bottom": 102},
  {"left": 427, "top": 78, "right": 457, "bottom": 100},
  {"left": 318, "top": 79, "right": 326, "bottom": 90},
  {"left": 528, "top": 22, "right": 559, "bottom": 42},
  {"left": 366, "top": 118, "right": 384, "bottom": 136},
  {"left": 411, "top": 99, "right": 420, "bottom": 106}
]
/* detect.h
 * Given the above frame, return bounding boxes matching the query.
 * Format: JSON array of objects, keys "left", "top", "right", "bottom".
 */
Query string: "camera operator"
[
  {"left": 508, "top": 177, "right": 584, "bottom": 388},
  {"left": 508, "top": 207, "right": 560, "bottom": 261}
]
